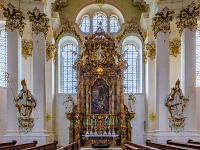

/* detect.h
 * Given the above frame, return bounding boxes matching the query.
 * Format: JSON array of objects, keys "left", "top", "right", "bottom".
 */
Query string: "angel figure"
[{"left": 64, "top": 95, "right": 74, "bottom": 113}]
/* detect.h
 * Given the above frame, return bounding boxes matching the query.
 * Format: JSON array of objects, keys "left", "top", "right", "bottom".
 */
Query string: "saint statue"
[
  {"left": 95, "top": 44, "right": 105, "bottom": 62},
  {"left": 128, "top": 93, "right": 136, "bottom": 112},
  {"left": 15, "top": 79, "right": 36, "bottom": 117},
  {"left": 64, "top": 95, "right": 74, "bottom": 113},
  {"left": 165, "top": 80, "right": 188, "bottom": 120}
]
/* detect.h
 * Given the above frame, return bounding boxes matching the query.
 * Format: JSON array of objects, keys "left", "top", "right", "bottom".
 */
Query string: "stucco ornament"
[
  {"left": 2, "top": 3, "right": 26, "bottom": 37},
  {"left": 22, "top": 39, "right": 33, "bottom": 59},
  {"left": 46, "top": 42, "right": 56, "bottom": 62},
  {"left": 176, "top": 2, "right": 200, "bottom": 35},
  {"left": 145, "top": 42, "right": 156, "bottom": 61},
  {"left": 169, "top": 38, "right": 181, "bottom": 57},
  {"left": 27, "top": 7, "right": 50, "bottom": 38},
  {"left": 165, "top": 80, "right": 188, "bottom": 132},
  {"left": 152, "top": 6, "right": 174, "bottom": 38}
]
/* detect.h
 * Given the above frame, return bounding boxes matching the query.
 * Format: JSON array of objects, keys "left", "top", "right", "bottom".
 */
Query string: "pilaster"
[{"left": 151, "top": 6, "right": 174, "bottom": 143}]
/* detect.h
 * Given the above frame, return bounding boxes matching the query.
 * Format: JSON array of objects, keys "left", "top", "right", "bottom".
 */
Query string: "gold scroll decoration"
[
  {"left": 2, "top": 3, "right": 26, "bottom": 37},
  {"left": 28, "top": 7, "right": 50, "bottom": 38},
  {"left": 169, "top": 38, "right": 181, "bottom": 57},
  {"left": 176, "top": 2, "right": 200, "bottom": 35},
  {"left": 152, "top": 6, "right": 174, "bottom": 38},
  {"left": 22, "top": 39, "right": 33, "bottom": 59},
  {"left": 46, "top": 42, "right": 56, "bottom": 62}
]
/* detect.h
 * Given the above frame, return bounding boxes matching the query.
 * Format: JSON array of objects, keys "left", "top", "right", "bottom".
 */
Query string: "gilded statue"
[
  {"left": 15, "top": 79, "right": 36, "bottom": 117},
  {"left": 165, "top": 80, "right": 188, "bottom": 120}
]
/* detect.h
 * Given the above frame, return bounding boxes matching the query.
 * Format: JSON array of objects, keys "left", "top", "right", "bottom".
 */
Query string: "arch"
[{"left": 75, "top": 3, "right": 125, "bottom": 26}]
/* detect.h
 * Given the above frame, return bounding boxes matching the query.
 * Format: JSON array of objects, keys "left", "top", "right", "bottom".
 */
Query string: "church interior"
[{"left": 0, "top": 0, "right": 200, "bottom": 149}]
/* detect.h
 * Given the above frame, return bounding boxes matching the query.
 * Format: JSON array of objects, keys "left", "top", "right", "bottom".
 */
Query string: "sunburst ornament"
[
  {"left": 149, "top": 113, "right": 156, "bottom": 121},
  {"left": 46, "top": 113, "right": 52, "bottom": 122}
]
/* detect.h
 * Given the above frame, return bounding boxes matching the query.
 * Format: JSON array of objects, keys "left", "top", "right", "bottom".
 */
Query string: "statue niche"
[{"left": 66, "top": 28, "right": 135, "bottom": 147}]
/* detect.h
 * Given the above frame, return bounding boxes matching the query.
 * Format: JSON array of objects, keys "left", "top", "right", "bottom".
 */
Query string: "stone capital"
[
  {"left": 27, "top": 7, "right": 50, "bottom": 38},
  {"left": 152, "top": 6, "right": 174, "bottom": 38},
  {"left": 3, "top": 3, "right": 26, "bottom": 37},
  {"left": 176, "top": 1, "right": 200, "bottom": 35}
]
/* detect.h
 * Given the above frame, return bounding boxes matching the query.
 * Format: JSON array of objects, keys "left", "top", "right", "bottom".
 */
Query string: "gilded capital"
[
  {"left": 169, "top": 38, "right": 181, "bottom": 57},
  {"left": 46, "top": 42, "right": 56, "bottom": 62},
  {"left": 22, "top": 39, "right": 33, "bottom": 59},
  {"left": 176, "top": 2, "right": 200, "bottom": 35},
  {"left": 152, "top": 6, "right": 174, "bottom": 38},
  {"left": 145, "top": 42, "right": 156, "bottom": 61},
  {"left": 28, "top": 7, "right": 50, "bottom": 38},
  {"left": 2, "top": 3, "right": 26, "bottom": 37}
]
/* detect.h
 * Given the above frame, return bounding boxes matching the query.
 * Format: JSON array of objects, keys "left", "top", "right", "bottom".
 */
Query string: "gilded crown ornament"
[
  {"left": 169, "top": 38, "right": 181, "bottom": 57},
  {"left": 2, "top": 3, "right": 26, "bottom": 37},
  {"left": 22, "top": 39, "right": 33, "bottom": 59},
  {"left": 46, "top": 42, "right": 56, "bottom": 62},
  {"left": 176, "top": 1, "right": 200, "bottom": 35},
  {"left": 152, "top": 6, "right": 174, "bottom": 38},
  {"left": 28, "top": 7, "right": 50, "bottom": 38},
  {"left": 145, "top": 42, "right": 156, "bottom": 61}
]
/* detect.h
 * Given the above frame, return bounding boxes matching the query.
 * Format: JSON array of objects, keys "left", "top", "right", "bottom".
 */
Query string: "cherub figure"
[{"left": 128, "top": 93, "right": 136, "bottom": 112}]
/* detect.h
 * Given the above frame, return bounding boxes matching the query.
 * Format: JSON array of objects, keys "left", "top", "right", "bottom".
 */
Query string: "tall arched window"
[
  {"left": 110, "top": 15, "right": 119, "bottom": 33},
  {"left": 61, "top": 43, "right": 78, "bottom": 93},
  {"left": 80, "top": 15, "right": 90, "bottom": 33},
  {"left": 123, "top": 43, "right": 139, "bottom": 93},
  {"left": 0, "top": 29, "right": 7, "bottom": 87},
  {"left": 196, "top": 30, "right": 200, "bottom": 87},
  {"left": 93, "top": 12, "right": 107, "bottom": 32}
]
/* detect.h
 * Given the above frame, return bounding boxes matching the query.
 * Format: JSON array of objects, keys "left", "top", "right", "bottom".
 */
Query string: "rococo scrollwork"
[
  {"left": 169, "top": 38, "right": 181, "bottom": 57},
  {"left": 66, "top": 28, "right": 134, "bottom": 147},
  {"left": 46, "top": 42, "right": 56, "bottom": 62},
  {"left": 152, "top": 6, "right": 174, "bottom": 38},
  {"left": 15, "top": 79, "right": 37, "bottom": 133},
  {"left": 28, "top": 7, "right": 50, "bottom": 38},
  {"left": 116, "top": 18, "right": 145, "bottom": 43},
  {"left": 165, "top": 80, "right": 188, "bottom": 132},
  {"left": 176, "top": 1, "right": 200, "bottom": 35},
  {"left": 22, "top": 39, "right": 33, "bottom": 59},
  {"left": 2, "top": 3, "right": 26, "bottom": 37},
  {"left": 145, "top": 42, "right": 156, "bottom": 61}
]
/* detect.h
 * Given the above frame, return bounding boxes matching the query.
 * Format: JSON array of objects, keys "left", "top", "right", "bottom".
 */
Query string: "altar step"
[{"left": 81, "top": 147, "right": 121, "bottom": 150}]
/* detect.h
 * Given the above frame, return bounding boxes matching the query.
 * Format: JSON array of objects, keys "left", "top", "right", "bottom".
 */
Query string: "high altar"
[{"left": 66, "top": 28, "right": 135, "bottom": 146}]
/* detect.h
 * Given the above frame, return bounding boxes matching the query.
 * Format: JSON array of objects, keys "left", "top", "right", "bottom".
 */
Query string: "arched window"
[
  {"left": 123, "top": 43, "right": 139, "bottom": 93},
  {"left": 61, "top": 43, "right": 78, "bottom": 93},
  {"left": 80, "top": 15, "right": 90, "bottom": 33},
  {"left": 196, "top": 30, "right": 200, "bottom": 87},
  {"left": 110, "top": 15, "right": 119, "bottom": 33},
  {"left": 0, "top": 29, "right": 7, "bottom": 87},
  {"left": 93, "top": 12, "right": 107, "bottom": 32}
]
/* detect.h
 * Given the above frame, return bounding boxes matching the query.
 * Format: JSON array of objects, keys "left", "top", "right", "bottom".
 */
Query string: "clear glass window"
[
  {"left": 110, "top": 15, "right": 119, "bottom": 33},
  {"left": 123, "top": 44, "right": 138, "bottom": 93},
  {"left": 93, "top": 12, "right": 107, "bottom": 32},
  {"left": 61, "top": 44, "right": 77, "bottom": 93},
  {"left": 0, "top": 29, "right": 7, "bottom": 87},
  {"left": 80, "top": 15, "right": 90, "bottom": 33}
]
